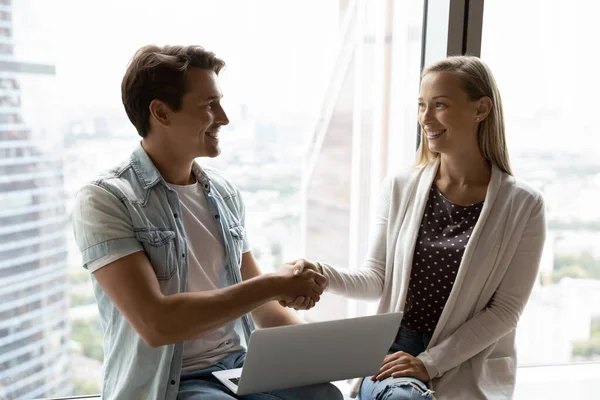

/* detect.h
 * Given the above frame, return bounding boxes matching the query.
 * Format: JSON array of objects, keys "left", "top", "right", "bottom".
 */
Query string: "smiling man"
[{"left": 71, "top": 45, "right": 341, "bottom": 400}]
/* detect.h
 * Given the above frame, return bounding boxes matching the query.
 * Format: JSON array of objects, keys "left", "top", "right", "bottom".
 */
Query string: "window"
[
  {"left": 302, "top": 0, "right": 424, "bottom": 322},
  {"left": 482, "top": 0, "right": 600, "bottom": 368},
  {"left": 0, "top": 43, "right": 12, "bottom": 54},
  {"left": 3, "top": 1, "right": 596, "bottom": 399},
  {"left": 2, "top": 0, "right": 347, "bottom": 397}
]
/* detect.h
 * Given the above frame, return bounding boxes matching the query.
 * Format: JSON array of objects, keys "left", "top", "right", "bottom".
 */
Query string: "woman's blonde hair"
[{"left": 415, "top": 55, "right": 513, "bottom": 175}]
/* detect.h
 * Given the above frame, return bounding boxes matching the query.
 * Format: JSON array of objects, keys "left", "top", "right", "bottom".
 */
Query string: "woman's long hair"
[{"left": 415, "top": 56, "right": 513, "bottom": 175}]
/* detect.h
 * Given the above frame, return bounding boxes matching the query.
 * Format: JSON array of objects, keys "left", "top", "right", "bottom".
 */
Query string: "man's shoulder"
[{"left": 80, "top": 156, "right": 142, "bottom": 201}]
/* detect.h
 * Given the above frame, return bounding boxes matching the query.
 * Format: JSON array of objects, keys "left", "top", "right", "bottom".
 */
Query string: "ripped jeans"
[{"left": 359, "top": 326, "right": 433, "bottom": 400}]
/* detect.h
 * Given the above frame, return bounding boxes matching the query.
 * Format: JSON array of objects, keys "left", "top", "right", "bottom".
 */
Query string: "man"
[{"left": 72, "top": 45, "right": 342, "bottom": 400}]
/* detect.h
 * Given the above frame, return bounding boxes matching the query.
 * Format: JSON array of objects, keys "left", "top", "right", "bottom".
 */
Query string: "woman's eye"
[{"left": 436, "top": 102, "right": 445, "bottom": 108}]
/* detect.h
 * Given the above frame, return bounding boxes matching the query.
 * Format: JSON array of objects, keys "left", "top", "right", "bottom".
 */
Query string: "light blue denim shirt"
[{"left": 72, "top": 144, "right": 255, "bottom": 400}]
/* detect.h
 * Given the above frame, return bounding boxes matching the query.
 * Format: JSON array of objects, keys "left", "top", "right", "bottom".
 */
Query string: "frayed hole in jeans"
[{"left": 390, "top": 380, "right": 434, "bottom": 397}]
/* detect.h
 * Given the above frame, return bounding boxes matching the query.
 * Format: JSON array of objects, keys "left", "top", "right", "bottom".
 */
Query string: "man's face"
[{"left": 166, "top": 68, "right": 229, "bottom": 158}]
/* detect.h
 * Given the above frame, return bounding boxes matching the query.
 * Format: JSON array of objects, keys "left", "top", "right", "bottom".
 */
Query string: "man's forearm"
[{"left": 148, "top": 274, "right": 277, "bottom": 346}]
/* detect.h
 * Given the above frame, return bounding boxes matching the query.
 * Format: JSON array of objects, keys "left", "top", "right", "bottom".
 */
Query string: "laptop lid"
[{"left": 235, "top": 312, "right": 403, "bottom": 395}]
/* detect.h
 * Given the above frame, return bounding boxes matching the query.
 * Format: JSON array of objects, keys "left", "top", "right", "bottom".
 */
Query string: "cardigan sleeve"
[
  {"left": 321, "top": 176, "right": 393, "bottom": 299},
  {"left": 417, "top": 196, "right": 546, "bottom": 379}
]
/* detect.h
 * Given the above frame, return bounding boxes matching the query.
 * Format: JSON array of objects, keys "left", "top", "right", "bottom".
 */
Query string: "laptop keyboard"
[{"left": 229, "top": 377, "right": 240, "bottom": 385}]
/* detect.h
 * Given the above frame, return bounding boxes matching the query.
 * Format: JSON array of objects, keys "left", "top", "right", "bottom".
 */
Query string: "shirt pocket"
[{"left": 134, "top": 228, "right": 177, "bottom": 280}]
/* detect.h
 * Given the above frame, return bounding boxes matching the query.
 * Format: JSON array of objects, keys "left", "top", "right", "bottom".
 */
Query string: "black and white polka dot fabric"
[{"left": 402, "top": 184, "right": 484, "bottom": 334}]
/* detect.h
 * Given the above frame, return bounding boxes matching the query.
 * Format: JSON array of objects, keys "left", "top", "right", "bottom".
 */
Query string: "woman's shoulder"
[
  {"left": 385, "top": 164, "right": 429, "bottom": 188},
  {"left": 500, "top": 172, "right": 545, "bottom": 206}
]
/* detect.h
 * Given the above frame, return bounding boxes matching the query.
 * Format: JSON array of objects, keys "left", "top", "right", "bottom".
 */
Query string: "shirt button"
[
  {"left": 174, "top": 213, "right": 178, "bottom": 218},
  {"left": 182, "top": 253, "right": 185, "bottom": 258},
  {"left": 204, "top": 184, "right": 209, "bottom": 189},
  {"left": 214, "top": 215, "right": 219, "bottom": 219},
  {"left": 171, "top": 380, "right": 176, "bottom": 385}
]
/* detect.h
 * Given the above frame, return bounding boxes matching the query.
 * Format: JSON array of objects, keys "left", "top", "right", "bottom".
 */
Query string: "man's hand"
[
  {"left": 271, "top": 263, "right": 326, "bottom": 308},
  {"left": 372, "top": 351, "right": 430, "bottom": 382},
  {"left": 278, "top": 259, "right": 328, "bottom": 310}
]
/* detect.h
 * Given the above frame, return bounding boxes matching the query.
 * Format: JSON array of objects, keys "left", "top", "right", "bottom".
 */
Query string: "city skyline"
[{"left": 0, "top": 0, "right": 71, "bottom": 398}]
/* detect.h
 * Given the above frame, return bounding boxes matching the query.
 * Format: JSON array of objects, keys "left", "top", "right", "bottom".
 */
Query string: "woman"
[{"left": 287, "top": 56, "right": 546, "bottom": 399}]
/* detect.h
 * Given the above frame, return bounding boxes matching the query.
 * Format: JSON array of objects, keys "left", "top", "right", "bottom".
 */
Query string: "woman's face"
[{"left": 418, "top": 71, "right": 486, "bottom": 157}]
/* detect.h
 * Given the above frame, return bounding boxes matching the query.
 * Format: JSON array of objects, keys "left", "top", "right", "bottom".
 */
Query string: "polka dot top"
[{"left": 402, "top": 184, "right": 484, "bottom": 334}]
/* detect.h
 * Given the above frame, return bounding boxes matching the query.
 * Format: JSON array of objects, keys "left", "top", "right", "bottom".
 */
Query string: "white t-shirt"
[{"left": 88, "top": 181, "right": 246, "bottom": 371}]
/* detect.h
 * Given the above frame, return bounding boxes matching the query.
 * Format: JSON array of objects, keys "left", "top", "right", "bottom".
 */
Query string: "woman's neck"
[{"left": 437, "top": 151, "right": 491, "bottom": 187}]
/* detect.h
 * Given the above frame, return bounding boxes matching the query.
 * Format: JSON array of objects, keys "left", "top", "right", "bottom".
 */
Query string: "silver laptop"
[{"left": 212, "top": 312, "right": 403, "bottom": 395}]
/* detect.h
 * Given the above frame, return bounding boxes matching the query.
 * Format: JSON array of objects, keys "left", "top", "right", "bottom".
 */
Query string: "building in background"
[{"left": 0, "top": 0, "right": 71, "bottom": 398}]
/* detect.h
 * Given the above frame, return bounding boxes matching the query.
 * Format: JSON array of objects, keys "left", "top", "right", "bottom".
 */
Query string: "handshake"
[{"left": 272, "top": 259, "right": 328, "bottom": 311}]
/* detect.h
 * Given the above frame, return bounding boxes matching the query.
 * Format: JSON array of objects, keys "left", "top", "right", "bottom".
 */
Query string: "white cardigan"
[{"left": 322, "top": 159, "right": 546, "bottom": 399}]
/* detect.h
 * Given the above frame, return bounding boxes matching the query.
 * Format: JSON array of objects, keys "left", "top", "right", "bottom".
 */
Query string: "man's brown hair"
[{"left": 121, "top": 45, "right": 225, "bottom": 138}]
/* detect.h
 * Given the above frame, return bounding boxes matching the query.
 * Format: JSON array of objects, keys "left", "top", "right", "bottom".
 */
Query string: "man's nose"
[{"left": 215, "top": 106, "right": 229, "bottom": 126}]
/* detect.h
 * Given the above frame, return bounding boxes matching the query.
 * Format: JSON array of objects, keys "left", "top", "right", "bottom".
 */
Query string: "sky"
[
  {"left": 11, "top": 0, "right": 339, "bottom": 124},
  {"left": 7, "top": 0, "right": 600, "bottom": 152}
]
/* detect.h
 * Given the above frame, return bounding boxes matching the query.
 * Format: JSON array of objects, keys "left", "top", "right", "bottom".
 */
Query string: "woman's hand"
[
  {"left": 278, "top": 259, "right": 327, "bottom": 310},
  {"left": 372, "top": 351, "right": 430, "bottom": 382}
]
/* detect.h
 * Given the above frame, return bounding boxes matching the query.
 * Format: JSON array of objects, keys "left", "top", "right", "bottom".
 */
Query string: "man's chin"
[{"left": 196, "top": 147, "right": 221, "bottom": 159}]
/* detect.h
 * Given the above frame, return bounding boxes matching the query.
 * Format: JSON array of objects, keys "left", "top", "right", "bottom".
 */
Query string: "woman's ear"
[{"left": 475, "top": 96, "right": 493, "bottom": 122}]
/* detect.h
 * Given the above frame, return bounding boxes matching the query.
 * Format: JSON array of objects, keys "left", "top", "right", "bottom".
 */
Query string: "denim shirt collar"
[{"left": 131, "top": 142, "right": 211, "bottom": 190}]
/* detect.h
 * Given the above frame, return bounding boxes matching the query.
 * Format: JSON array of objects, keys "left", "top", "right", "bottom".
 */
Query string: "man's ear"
[{"left": 149, "top": 99, "right": 171, "bottom": 128}]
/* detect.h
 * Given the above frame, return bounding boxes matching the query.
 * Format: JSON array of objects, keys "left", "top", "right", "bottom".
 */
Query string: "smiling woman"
[
  {"left": 416, "top": 57, "right": 511, "bottom": 177},
  {"left": 292, "top": 55, "right": 547, "bottom": 400}
]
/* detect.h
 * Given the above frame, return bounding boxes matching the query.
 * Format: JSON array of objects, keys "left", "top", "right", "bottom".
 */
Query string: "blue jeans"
[
  {"left": 177, "top": 351, "right": 343, "bottom": 399},
  {"left": 360, "top": 326, "right": 433, "bottom": 400}
]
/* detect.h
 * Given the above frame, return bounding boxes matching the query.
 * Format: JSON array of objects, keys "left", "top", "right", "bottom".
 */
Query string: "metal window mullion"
[
  {"left": 421, "top": 0, "right": 485, "bottom": 66},
  {"left": 418, "top": 0, "right": 485, "bottom": 147},
  {"left": 464, "top": 0, "right": 484, "bottom": 56}
]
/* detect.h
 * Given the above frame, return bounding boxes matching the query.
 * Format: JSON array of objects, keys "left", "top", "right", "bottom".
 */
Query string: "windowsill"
[
  {"left": 39, "top": 396, "right": 101, "bottom": 400},
  {"left": 38, "top": 362, "right": 600, "bottom": 400},
  {"left": 514, "top": 361, "right": 600, "bottom": 399}
]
